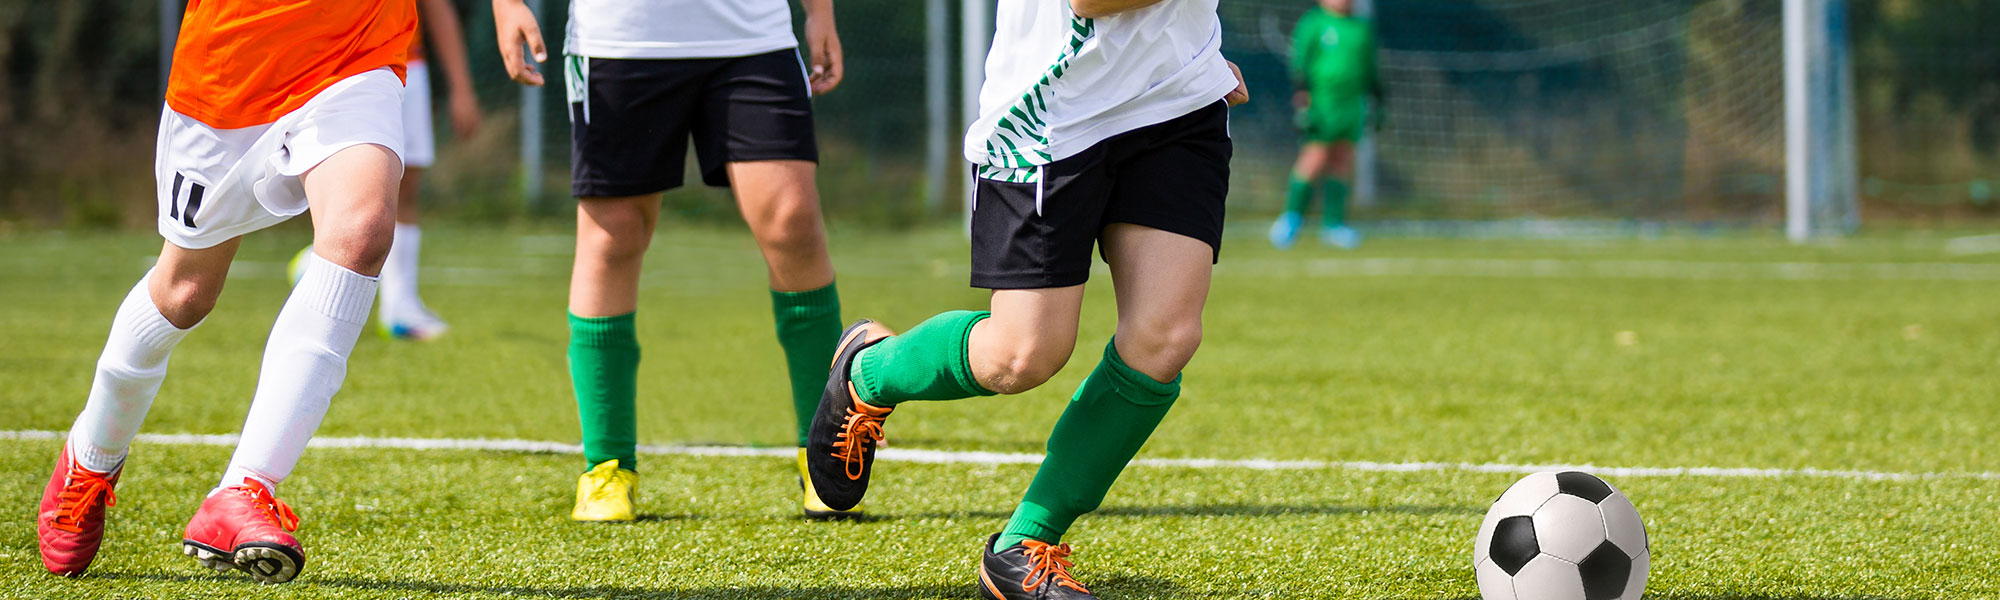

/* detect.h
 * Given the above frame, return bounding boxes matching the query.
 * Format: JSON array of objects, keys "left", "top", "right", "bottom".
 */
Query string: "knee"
[
  {"left": 316, "top": 209, "right": 395, "bottom": 273},
  {"left": 983, "top": 338, "right": 1075, "bottom": 395},
  {"left": 1116, "top": 318, "right": 1203, "bottom": 377},
  {"left": 581, "top": 209, "right": 653, "bottom": 265},
  {"left": 152, "top": 273, "right": 221, "bottom": 326},
  {"left": 348, "top": 220, "right": 395, "bottom": 267},
  {"left": 749, "top": 195, "right": 825, "bottom": 258},
  {"left": 1292, "top": 156, "right": 1319, "bottom": 177}
]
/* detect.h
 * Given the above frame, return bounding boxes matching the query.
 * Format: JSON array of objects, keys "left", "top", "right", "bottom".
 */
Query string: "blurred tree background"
[{"left": 2, "top": 0, "right": 1996, "bottom": 230}]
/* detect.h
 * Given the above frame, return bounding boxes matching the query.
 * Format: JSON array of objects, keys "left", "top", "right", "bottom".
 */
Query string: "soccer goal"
[{"left": 1215, "top": 0, "right": 1859, "bottom": 240}]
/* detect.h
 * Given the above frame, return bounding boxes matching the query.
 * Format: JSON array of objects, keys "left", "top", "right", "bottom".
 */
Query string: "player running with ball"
[
  {"left": 37, "top": 0, "right": 415, "bottom": 583},
  {"left": 804, "top": 1, "right": 1247, "bottom": 597},
  {"left": 493, "top": 0, "right": 853, "bottom": 521}
]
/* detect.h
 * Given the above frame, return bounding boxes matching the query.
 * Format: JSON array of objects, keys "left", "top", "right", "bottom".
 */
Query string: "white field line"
[
  {"left": 4, "top": 430, "right": 1996, "bottom": 483},
  {"left": 1226, "top": 257, "right": 2000, "bottom": 282},
  {"left": 180, "top": 255, "right": 2000, "bottom": 285}
]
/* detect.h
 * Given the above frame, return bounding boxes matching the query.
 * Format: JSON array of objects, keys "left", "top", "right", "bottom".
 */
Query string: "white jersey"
[
  {"left": 965, "top": 0, "right": 1236, "bottom": 176},
  {"left": 565, "top": 0, "right": 797, "bottom": 60}
]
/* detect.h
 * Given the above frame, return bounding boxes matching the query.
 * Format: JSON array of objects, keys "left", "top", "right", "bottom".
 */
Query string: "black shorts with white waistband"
[
  {"left": 969, "top": 101, "right": 1232, "bottom": 290},
  {"left": 566, "top": 49, "right": 818, "bottom": 198}
]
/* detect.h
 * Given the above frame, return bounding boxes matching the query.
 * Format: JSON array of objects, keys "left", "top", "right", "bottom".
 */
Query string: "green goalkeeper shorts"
[{"left": 1298, "top": 104, "right": 1365, "bottom": 144}]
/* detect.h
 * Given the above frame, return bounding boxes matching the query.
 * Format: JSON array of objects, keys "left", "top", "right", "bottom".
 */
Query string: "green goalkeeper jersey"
[{"left": 1292, "top": 8, "right": 1378, "bottom": 141}]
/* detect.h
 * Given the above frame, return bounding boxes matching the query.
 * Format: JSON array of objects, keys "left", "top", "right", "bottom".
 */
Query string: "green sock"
[
  {"left": 771, "top": 283, "right": 842, "bottom": 447},
  {"left": 1284, "top": 174, "right": 1314, "bottom": 216},
  {"left": 851, "top": 310, "right": 996, "bottom": 407},
  {"left": 569, "top": 312, "right": 639, "bottom": 471},
  {"left": 996, "top": 339, "right": 1180, "bottom": 551},
  {"left": 1322, "top": 178, "right": 1350, "bottom": 228}
]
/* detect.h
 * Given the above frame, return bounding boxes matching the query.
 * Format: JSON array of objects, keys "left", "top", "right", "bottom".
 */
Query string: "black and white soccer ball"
[{"left": 1473, "top": 471, "right": 1649, "bottom": 600}]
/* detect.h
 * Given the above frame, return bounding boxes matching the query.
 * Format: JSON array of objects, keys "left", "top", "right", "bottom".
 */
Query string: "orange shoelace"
[
  {"left": 831, "top": 391, "right": 887, "bottom": 480},
  {"left": 51, "top": 470, "right": 117, "bottom": 534},
  {"left": 234, "top": 479, "right": 300, "bottom": 532},
  {"left": 1020, "top": 541, "right": 1090, "bottom": 594}
]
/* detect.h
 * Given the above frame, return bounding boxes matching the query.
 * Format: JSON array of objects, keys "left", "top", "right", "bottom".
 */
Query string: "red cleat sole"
[{"left": 182, "top": 540, "right": 303, "bottom": 584}]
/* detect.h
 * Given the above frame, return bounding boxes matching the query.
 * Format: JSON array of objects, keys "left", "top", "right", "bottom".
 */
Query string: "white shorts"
[
  {"left": 155, "top": 67, "right": 405, "bottom": 250},
  {"left": 402, "top": 60, "right": 436, "bottom": 168}
]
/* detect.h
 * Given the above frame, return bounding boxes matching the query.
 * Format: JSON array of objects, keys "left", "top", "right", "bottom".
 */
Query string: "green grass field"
[{"left": 3, "top": 222, "right": 1998, "bottom": 598}]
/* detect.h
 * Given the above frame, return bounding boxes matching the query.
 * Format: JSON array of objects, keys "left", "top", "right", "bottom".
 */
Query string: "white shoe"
[{"left": 379, "top": 306, "right": 449, "bottom": 341}]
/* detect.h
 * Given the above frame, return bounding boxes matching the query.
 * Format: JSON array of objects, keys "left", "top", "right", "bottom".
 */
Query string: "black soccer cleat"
[
  {"left": 804, "top": 320, "right": 894, "bottom": 512},
  {"left": 977, "top": 533, "right": 1098, "bottom": 600}
]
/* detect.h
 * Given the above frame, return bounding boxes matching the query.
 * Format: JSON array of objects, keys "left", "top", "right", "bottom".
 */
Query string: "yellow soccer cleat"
[
  {"left": 799, "top": 448, "right": 863, "bottom": 519},
  {"left": 571, "top": 460, "right": 637, "bottom": 522}
]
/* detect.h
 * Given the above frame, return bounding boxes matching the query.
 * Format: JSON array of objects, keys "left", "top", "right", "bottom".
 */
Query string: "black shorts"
[
  {"left": 566, "top": 49, "right": 818, "bottom": 197},
  {"left": 969, "top": 101, "right": 1232, "bottom": 289}
]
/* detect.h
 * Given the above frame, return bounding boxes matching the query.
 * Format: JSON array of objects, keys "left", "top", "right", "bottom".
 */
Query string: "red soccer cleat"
[
  {"left": 37, "top": 445, "right": 121, "bottom": 577},
  {"left": 181, "top": 478, "right": 305, "bottom": 583}
]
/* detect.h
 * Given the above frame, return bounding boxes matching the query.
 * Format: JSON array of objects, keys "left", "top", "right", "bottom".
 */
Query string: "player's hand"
[
  {"left": 493, "top": 0, "right": 547, "bottom": 87},
  {"left": 449, "top": 91, "right": 483, "bottom": 140},
  {"left": 1224, "top": 61, "right": 1249, "bottom": 106},
  {"left": 805, "top": 12, "right": 845, "bottom": 95}
]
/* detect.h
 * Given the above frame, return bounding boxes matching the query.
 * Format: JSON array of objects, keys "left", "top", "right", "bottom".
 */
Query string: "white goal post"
[{"left": 1785, "top": 0, "right": 1860, "bottom": 242}]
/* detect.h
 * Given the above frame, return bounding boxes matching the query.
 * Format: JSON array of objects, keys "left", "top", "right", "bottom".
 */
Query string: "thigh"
[
  {"left": 1102, "top": 223, "right": 1214, "bottom": 379},
  {"left": 1294, "top": 142, "right": 1331, "bottom": 175},
  {"left": 1104, "top": 102, "right": 1232, "bottom": 264},
  {"left": 726, "top": 159, "right": 820, "bottom": 226},
  {"left": 726, "top": 160, "right": 833, "bottom": 291},
  {"left": 968, "top": 152, "right": 1115, "bottom": 290},
  {"left": 1102, "top": 224, "right": 1213, "bottom": 325},
  {"left": 301, "top": 143, "right": 402, "bottom": 274},
  {"left": 1322, "top": 140, "right": 1356, "bottom": 177},
  {"left": 985, "top": 286, "right": 1085, "bottom": 350},
  {"left": 968, "top": 285, "right": 1087, "bottom": 392},
  {"left": 693, "top": 49, "right": 818, "bottom": 188},
  {"left": 568, "top": 56, "right": 709, "bottom": 197},
  {"left": 151, "top": 237, "right": 242, "bottom": 328}
]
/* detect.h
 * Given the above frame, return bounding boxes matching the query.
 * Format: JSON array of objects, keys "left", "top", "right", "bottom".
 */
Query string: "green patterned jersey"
[{"left": 1292, "top": 9, "right": 1377, "bottom": 113}]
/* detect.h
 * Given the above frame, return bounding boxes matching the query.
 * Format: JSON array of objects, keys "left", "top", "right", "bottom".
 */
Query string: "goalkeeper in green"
[{"left": 1273, "top": 0, "right": 1381, "bottom": 249}]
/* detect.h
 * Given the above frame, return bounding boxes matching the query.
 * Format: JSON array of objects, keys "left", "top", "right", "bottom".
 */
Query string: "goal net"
[{"left": 1222, "top": 0, "right": 1790, "bottom": 230}]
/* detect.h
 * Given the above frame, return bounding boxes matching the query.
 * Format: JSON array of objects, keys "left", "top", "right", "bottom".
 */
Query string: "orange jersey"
[{"left": 166, "top": 0, "right": 416, "bottom": 130}]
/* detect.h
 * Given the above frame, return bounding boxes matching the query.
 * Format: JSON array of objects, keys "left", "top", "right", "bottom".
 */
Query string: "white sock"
[
  {"left": 68, "top": 270, "right": 198, "bottom": 473},
  {"left": 218, "top": 252, "right": 377, "bottom": 492},
  {"left": 378, "top": 223, "right": 423, "bottom": 320}
]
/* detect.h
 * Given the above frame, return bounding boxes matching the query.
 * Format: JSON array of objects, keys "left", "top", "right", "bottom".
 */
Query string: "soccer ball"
[{"left": 1473, "top": 471, "right": 1649, "bottom": 600}]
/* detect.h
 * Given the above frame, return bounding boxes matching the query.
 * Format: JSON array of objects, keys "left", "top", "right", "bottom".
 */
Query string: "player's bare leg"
[
  {"left": 968, "top": 287, "right": 1086, "bottom": 394},
  {"left": 1275, "top": 142, "right": 1332, "bottom": 248},
  {"left": 302, "top": 145, "right": 401, "bottom": 275},
  {"left": 38, "top": 238, "right": 238, "bottom": 577},
  {"left": 151, "top": 240, "right": 242, "bottom": 327},
  {"left": 730, "top": 160, "right": 835, "bottom": 293},
  {"left": 1318, "top": 140, "right": 1361, "bottom": 248},
  {"left": 1102, "top": 225, "right": 1211, "bottom": 383},
  {"left": 572, "top": 195, "right": 660, "bottom": 317},
  {"left": 564, "top": 194, "right": 658, "bottom": 522},
  {"left": 975, "top": 225, "right": 1212, "bottom": 600},
  {"left": 183, "top": 143, "right": 399, "bottom": 584},
  {"left": 727, "top": 159, "right": 853, "bottom": 517}
]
